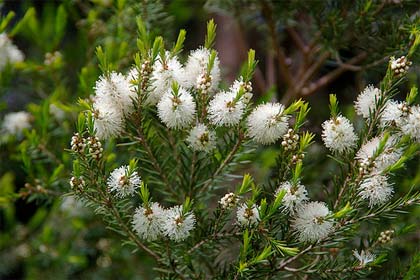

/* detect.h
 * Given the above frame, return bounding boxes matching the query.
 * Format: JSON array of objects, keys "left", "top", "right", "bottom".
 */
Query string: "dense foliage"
[{"left": 1, "top": 1, "right": 419, "bottom": 279}]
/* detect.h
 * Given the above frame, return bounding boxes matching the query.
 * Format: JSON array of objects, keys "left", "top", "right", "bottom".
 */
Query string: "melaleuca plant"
[
  {"left": 69, "top": 19, "right": 420, "bottom": 279},
  {"left": 0, "top": 2, "right": 180, "bottom": 277}
]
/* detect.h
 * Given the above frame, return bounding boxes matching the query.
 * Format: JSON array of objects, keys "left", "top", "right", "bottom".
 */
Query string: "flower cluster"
[
  {"left": 87, "top": 41, "right": 309, "bottom": 154},
  {"left": 281, "top": 129, "right": 300, "bottom": 151},
  {"left": 377, "top": 229, "right": 394, "bottom": 244},
  {"left": 247, "top": 103, "right": 289, "bottom": 145},
  {"left": 390, "top": 55, "right": 412, "bottom": 76},
  {"left": 0, "top": 33, "right": 24, "bottom": 70},
  {"left": 353, "top": 250, "right": 375, "bottom": 267},
  {"left": 87, "top": 136, "right": 103, "bottom": 160},
  {"left": 219, "top": 192, "right": 239, "bottom": 209},
  {"left": 1, "top": 111, "right": 32, "bottom": 136},
  {"left": 66, "top": 20, "right": 420, "bottom": 279},
  {"left": 70, "top": 133, "right": 86, "bottom": 154},
  {"left": 107, "top": 165, "right": 141, "bottom": 198},
  {"left": 132, "top": 203, "right": 196, "bottom": 242},
  {"left": 157, "top": 86, "right": 196, "bottom": 129},
  {"left": 236, "top": 203, "right": 260, "bottom": 227},
  {"left": 291, "top": 201, "right": 334, "bottom": 243},
  {"left": 92, "top": 72, "right": 136, "bottom": 139},
  {"left": 354, "top": 85, "right": 382, "bottom": 118},
  {"left": 276, "top": 181, "right": 308, "bottom": 212},
  {"left": 322, "top": 115, "right": 357, "bottom": 154},
  {"left": 186, "top": 123, "right": 216, "bottom": 152},
  {"left": 69, "top": 176, "right": 86, "bottom": 190}
]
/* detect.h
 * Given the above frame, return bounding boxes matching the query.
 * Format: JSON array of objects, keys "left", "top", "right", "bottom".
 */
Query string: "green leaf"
[
  {"left": 0, "top": 11, "right": 15, "bottom": 33},
  {"left": 333, "top": 202, "right": 353, "bottom": 219},
  {"left": 242, "top": 49, "right": 257, "bottom": 82},
  {"left": 252, "top": 245, "right": 272, "bottom": 264},
  {"left": 204, "top": 19, "right": 217, "bottom": 49},
  {"left": 27, "top": 208, "right": 48, "bottom": 230},
  {"left": 238, "top": 174, "right": 253, "bottom": 195},
  {"left": 403, "top": 251, "right": 420, "bottom": 280},
  {"left": 139, "top": 182, "right": 150, "bottom": 204},
  {"left": 329, "top": 94, "right": 339, "bottom": 118},
  {"left": 49, "top": 164, "right": 64, "bottom": 185},
  {"left": 171, "top": 29, "right": 186, "bottom": 56},
  {"left": 10, "top": 7, "right": 37, "bottom": 37},
  {"left": 53, "top": 5, "right": 67, "bottom": 47}
]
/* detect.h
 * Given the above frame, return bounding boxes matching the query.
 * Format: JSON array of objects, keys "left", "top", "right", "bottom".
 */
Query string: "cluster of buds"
[
  {"left": 282, "top": 129, "right": 300, "bottom": 151},
  {"left": 359, "top": 158, "right": 375, "bottom": 175},
  {"left": 219, "top": 192, "right": 239, "bottom": 209},
  {"left": 87, "top": 136, "right": 103, "bottom": 160},
  {"left": 139, "top": 60, "right": 152, "bottom": 91},
  {"left": 397, "top": 102, "right": 410, "bottom": 117},
  {"left": 44, "top": 51, "right": 62, "bottom": 66},
  {"left": 196, "top": 71, "right": 212, "bottom": 95},
  {"left": 291, "top": 153, "right": 305, "bottom": 164},
  {"left": 21, "top": 180, "right": 47, "bottom": 198},
  {"left": 69, "top": 176, "right": 86, "bottom": 190},
  {"left": 71, "top": 133, "right": 86, "bottom": 154},
  {"left": 238, "top": 80, "right": 253, "bottom": 103},
  {"left": 378, "top": 229, "right": 394, "bottom": 244},
  {"left": 390, "top": 56, "right": 412, "bottom": 76}
]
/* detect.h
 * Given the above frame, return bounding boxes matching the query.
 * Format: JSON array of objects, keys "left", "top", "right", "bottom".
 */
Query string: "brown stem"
[
  {"left": 281, "top": 51, "right": 330, "bottom": 105},
  {"left": 261, "top": 0, "right": 293, "bottom": 87},
  {"left": 286, "top": 27, "right": 309, "bottom": 54},
  {"left": 188, "top": 232, "right": 240, "bottom": 254},
  {"left": 198, "top": 131, "right": 244, "bottom": 195},
  {"left": 301, "top": 52, "right": 367, "bottom": 97},
  {"left": 38, "top": 143, "right": 62, "bottom": 166},
  {"left": 134, "top": 133, "right": 179, "bottom": 199},
  {"left": 277, "top": 245, "right": 313, "bottom": 271},
  {"left": 188, "top": 152, "right": 197, "bottom": 197},
  {"left": 106, "top": 194, "right": 160, "bottom": 261}
]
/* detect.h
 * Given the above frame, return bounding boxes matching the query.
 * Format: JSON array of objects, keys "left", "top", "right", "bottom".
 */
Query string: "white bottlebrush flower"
[
  {"left": 354, "top": 85, "right": 382, "bottom": 118},
  {"left": 358, "top": 175, "right": 393, "bottom": 207},
  {"left": 0, "top": 33, "right": 24, "bottom": 70},
  {"left": 356, "top": 136, "right": 402, "bottom": 174},
  {"left": 379, "top": 100, "right": 407, "bottom": 128},
  {"left": 321, "top": 115, "right": 358, "bottom": 154},
  {"left": 275, "top": 181, "right": 308, "bottom": 212},
  {"left": 291, "top": 201, "right": 334, "bottom": 243},
  {"left": 132, "top": 202, "right": 165, "bottom": 241},
  {"left": 353, "top": 250, "right": 376, "bottom": 267},
  {"left": 107, "top": 165, "right": 141, "bottom": 198},
  {"left": 208, "top": 90, "right": 245, "bottom": 126},
  {"left": 219, "top": 192, "right": 239, "bottom": 209},
  {"left": 146, "top": 54, "right": 185, "bottom": 105},
  {"left": 2, "top": 111, "right": 31, "bottom": 135},
  {"left": 236, "top": 203, "right": 260, "bottom": 226},
  {"left": 92, "top": 99, "right": 124, "bottom": 140},
  {"left": 186, "top": 123, "right": 216, "bottom": 152},
  {"left": 157, "top": 86, "right": 196, "bottom": 129},
  {"left": 94, "top": 71, "right": 137, "bottom": 115},
  {"left": 400, "top": 105, "right": 420, "bottom": 142},
  {"left": 162, "top": 205, "right": 196, "bottom": 242},
  {"left": 247, "top": 103, "right": 289, "bottom": 145},
  {"left": 181, "top": 47, "right": 220, "bottom": 92}
]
